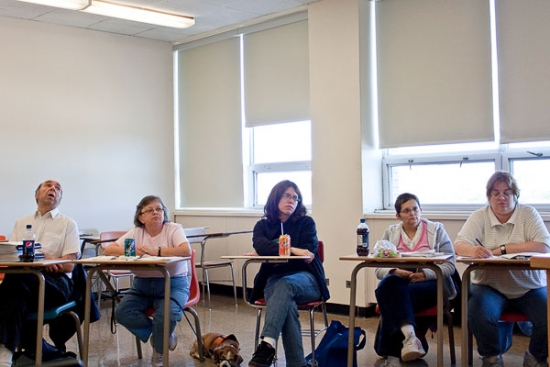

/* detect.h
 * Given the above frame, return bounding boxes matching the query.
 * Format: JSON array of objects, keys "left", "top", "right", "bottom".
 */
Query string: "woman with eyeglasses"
[
  {"left": 103, "top": 195, "right": 191, "bottom": 367},
  {"left": 374, "top": 192, "right": 457, "bottom": 367},
  {"left": 455, "top": 171, "right": 549, "bottom": 367},
  {"left": 247, "top": 180, "right": 330, "bottom": 367}
]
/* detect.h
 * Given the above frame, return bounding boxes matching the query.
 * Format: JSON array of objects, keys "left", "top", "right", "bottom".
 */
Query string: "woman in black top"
[{"left": 248, "top": 180, "right": 329, "bottom": 367}]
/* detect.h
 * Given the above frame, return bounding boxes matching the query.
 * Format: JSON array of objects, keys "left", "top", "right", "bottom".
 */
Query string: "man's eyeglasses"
[
  {"left": 141, "top": 208, "right": 164, "bottom": 215},
  {"left": 400, "top": 207, "right": 420, "bottom": 215},
  {"left": 282, "top": 193, "right": 300, "bottom": 202}
]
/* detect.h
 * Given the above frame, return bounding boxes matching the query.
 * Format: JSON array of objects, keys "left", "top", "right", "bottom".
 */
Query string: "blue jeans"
[
  {"left": 469, "top": 284, "right": 547, "bottom": 361},
  {"left": 115, "top": 276, "right": 190, "bottom": 354},
  {"left": 262, "top": 271, "right": 321, "bottom": 367}
]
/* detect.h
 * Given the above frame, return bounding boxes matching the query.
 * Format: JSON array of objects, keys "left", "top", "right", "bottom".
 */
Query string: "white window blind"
[
  {"left": 376, "top": 0, "right": 493, "bottom": 149},
  {"left": 244, "top": 20, "right": 310, "bottom": 128},
  {"left": 497, "top": 0, "right": 550, "bottom": 144},
  {"left": 177, "top": 37, "right": 243, "bottom": 207}
]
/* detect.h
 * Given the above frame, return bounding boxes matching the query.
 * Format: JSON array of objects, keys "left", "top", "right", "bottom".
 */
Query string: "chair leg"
[
  {"left": 309, "top": 308, "right": 317, "bottom": 367},
  {"left": 184, "top": 307, "right": 204, "bottom": 361},
  {"left": 468, "top": 328, "right": 473, "bottom": 366},
  {"left": 204, "top": 268, "right": 212, "bottom": 310},
  {"left": 445, "top": 311, "right": 456, "bottom": 366},
  {"left": 61, "top": 310, "right": 83, "bottom": 359},
  {"left": 229, "top": 263, "right": 238, "bottom": 307},
  {"left": 135, "top": 335, "right": 143, "bottom": 359},
  {"left": 254, "top": 308, "right": 263, "bottom": 348}
]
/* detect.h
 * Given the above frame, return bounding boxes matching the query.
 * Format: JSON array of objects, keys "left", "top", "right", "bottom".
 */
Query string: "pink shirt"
[{"left": 397, "top": 221, "right": 430, "bottom": 253}]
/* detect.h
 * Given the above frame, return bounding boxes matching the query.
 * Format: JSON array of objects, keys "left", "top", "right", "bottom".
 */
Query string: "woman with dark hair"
[
  {"left": 247, "top": 180, "right": 330, "bottom": 367},
  {"left": 374, "top": 193, "right": 457, "bottom": 367},
  {"left": 455, "top": 171, "right": 550, "bottom": 367},
  {"left": 103, "top": 195, "right": 191, "bottom": 367}
]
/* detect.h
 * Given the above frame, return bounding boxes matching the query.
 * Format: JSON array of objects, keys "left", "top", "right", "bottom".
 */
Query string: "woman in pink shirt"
[{"left": 373, "top": 193, "right": 457, "bottom": 367}]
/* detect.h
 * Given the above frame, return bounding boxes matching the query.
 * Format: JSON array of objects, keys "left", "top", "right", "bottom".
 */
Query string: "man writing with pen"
[{"left": 455, "top": 171, "right": 550, "bottom": 367}]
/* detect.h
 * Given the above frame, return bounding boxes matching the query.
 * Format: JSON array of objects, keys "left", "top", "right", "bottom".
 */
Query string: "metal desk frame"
[
  {"left": 339, "top": 254, "right": 450, "bottom": 367},
  {"left": 76, "top": 256, "right": 186, "bottom": 367}
]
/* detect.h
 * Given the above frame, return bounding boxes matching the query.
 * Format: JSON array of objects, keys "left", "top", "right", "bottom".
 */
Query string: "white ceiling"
[{"left": 0, "top": 0, "right": 318, "bottom": 43}]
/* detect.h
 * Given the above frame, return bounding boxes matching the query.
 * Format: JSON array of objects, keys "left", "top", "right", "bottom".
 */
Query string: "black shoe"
[{"left": 248, "top": 341, "right": 275, "bottom": 367}]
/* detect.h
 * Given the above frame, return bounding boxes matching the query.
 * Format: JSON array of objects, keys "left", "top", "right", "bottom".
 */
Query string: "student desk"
[
  {"left": 75, "top": 255, "right": 187, "bottom": 367},
  {"left": 0, "top": 256, "right": 72, "bottom": 366},
  {"left": 457, "top": 257, "right": 537, "bottom": 367},
  {"left": 528, "top": 254, "right": 550, "bottom": 361},
  {"left": 339, "top": 254, "right": 451, "bottom": 367},
  {"left": 187, "top": 230, "right": 252, "bottom": 309}
]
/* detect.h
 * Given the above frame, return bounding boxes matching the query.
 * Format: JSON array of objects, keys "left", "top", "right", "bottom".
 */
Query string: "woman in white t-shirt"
[{"left": 103, "top": 195, "right": 191, "bottom": 367}]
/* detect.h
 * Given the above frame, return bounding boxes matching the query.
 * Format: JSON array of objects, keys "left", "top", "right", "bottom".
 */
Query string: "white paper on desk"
[
  {"left": 400, "top": 250, "right": 444, "bottom": 258},
  {"left": 138, "top": 256, "right": 184, "bottom": 261},
  {"left": 500, "top": 252, "right": 541, "bottom": 260},
  {"left": 90, "top": 255, "right": 141, "bottom": 261}
]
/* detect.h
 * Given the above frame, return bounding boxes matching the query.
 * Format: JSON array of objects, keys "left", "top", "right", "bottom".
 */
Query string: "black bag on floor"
[{"left": 305, "top": 320, "right": 366, "bottom": 367}]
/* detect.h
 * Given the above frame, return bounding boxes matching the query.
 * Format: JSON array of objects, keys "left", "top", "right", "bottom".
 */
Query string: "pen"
[{"left": 475, "top": 238, "right": 484, "bottom": 247}]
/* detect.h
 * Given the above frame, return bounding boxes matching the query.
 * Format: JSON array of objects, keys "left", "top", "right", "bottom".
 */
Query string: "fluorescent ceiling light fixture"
[
  {"left": 16, "top": 0, "right": 195, "bottom": 29},
  {"left": 83, "top": 1, "right": 195, "bottom": 29},
  {"left": 17, "top": 0, "right": 89, "bottom": 10}
]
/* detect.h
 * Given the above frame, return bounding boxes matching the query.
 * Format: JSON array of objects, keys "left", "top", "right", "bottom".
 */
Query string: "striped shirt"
[{"left": 455, "top": 204, "right": 550, "bottom": 298}]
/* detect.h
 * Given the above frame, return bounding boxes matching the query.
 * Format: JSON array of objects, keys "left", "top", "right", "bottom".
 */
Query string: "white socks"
[
  {"left": 401, "top": 324, "right": 416, "bottom": 338},
  {"left": 0, "top": 344, "right": 12, "bottom": 367},
  {"left": 262, "top": 337, "right": 276, "bottom": 348}
]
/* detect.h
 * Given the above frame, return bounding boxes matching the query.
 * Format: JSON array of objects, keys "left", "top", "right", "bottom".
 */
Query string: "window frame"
[
  {"left": 383, "top": 145, "right": 550, "bottom": 211},
  {"left": 382, "top": 150, "right": 501, "bottom": 211}
]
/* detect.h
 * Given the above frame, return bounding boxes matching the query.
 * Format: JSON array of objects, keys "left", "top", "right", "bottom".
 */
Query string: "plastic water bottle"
[
  {"left": 22, "top": 224, "right": 36, "bottom": 262},
  {"left": 356, "top": 219, "right": 369, "bottom": 256}
]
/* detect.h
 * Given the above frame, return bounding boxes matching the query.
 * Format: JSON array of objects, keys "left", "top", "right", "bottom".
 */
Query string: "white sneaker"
[
  {"left": 169, "top": 333, "right": 177, "bottom": 351},
  {"left": 151, "top": 350, "right": 163, "bottom": 367},
  {"left": 401, "top": 332, "right": 426, "bottom": 362}
]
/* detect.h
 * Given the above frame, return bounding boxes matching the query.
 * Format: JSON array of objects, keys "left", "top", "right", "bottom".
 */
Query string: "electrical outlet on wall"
[{"left": 346, "top": 280, "right": 351, "bottom": 288}]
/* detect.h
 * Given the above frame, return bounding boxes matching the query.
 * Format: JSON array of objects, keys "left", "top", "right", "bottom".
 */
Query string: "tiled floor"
[{"left": 61, "top": 293, "right": 531, "bottom": 367}]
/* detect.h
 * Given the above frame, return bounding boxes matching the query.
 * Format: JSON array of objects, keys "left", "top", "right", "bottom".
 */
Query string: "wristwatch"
[{"left": 500, "top": 244, "right": 507, "bottom": 255}]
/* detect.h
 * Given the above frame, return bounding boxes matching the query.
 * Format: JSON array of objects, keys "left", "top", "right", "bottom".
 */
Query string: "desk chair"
[
  {"left": 374, "top": 268, "right": 461, "bottom": 366},
  {"left": 188, "top": 230, "right": 251, "bottom": 310},
  {"left": 26, "top": 301, "right": 83, "bottom": 359},
  {"left": 467, "top": 310, "right": 530, "bottom": 366},
  {"left": 79, "top": 228, "right": 99, "bottom": 259},
  {"left": 248, "top": 241, "right": 329, "bottom": 367},
  {"left": 135, "top": 250, "right": 204, "bottom": 361}
]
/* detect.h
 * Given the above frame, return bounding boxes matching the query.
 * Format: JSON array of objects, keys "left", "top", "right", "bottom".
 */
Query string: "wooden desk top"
[
  {"left": 339, "top": 254, "right": 452, "bottom": 262},
  {"left": 456, "top": 256, "right": 531, "bottom": 265},
  {"left": 0, "top": 257, "right": 72, "bottom": 267},
  {"left": 221, "top": 255, "right": 310, "bottom": 260},
  {"left": 530, "top": 253, "right": 550, "bottom": 269}
]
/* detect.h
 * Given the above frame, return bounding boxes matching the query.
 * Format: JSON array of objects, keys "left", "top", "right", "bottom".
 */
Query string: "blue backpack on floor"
[{"left": 305, "top": 320, "right": 366, "bottom": 367}]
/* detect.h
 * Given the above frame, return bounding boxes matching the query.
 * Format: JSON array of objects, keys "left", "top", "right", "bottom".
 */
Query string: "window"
[
  {"left": 377, "top": 0, "right": 550, "bottom": 211},
  {"left": 383, "top": 141, "right": 550, "bottom": 210},
  {"left": 248, "top": 121, "right": 312, "bottom": 207}
]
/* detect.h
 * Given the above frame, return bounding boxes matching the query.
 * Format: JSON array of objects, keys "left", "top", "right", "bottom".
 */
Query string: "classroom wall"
[{"left": 0, "top": 16, "right": 174, "bottom": 237}]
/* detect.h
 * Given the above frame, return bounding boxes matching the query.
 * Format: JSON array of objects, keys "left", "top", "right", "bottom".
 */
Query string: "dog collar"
[{"left": 210, "top": 335, "right": 226, "bottom": 354}]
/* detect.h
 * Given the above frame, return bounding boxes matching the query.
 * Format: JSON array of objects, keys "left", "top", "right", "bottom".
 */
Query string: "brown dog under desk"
[{"left": 190, "top": 332, "right": 243, "bottom": 367}]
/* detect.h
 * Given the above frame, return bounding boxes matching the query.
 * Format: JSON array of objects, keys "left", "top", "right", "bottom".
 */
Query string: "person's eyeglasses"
[
  {"left": 400, "top": 207, "right": 420, "bottom": 215},
  {"left": 282, "top": 193, "right": 300, "bottom": 202},
  {"left": 141, "top": 208, "right": 164, "bottom": 215},
  {"left": 490, "top": 189, "right": 514, "bottom": 199}
]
